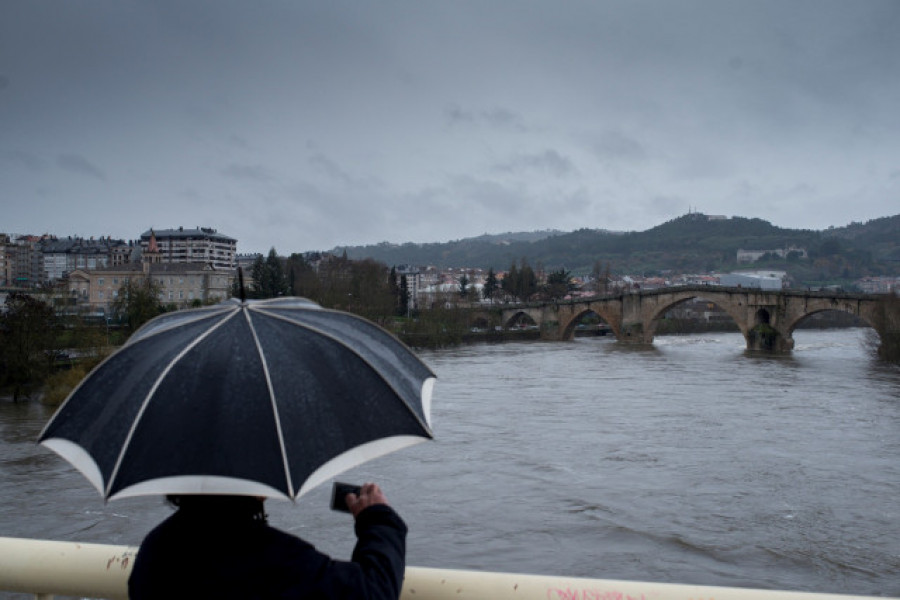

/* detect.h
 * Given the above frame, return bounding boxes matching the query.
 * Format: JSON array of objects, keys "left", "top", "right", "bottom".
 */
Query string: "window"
[{"left": 98, "top": 278, "right": 105, "bottom": 286}]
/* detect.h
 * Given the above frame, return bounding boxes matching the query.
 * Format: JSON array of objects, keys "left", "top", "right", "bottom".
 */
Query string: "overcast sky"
[{"left": 2, "top": 1, "right": 899, "bottom": 255}]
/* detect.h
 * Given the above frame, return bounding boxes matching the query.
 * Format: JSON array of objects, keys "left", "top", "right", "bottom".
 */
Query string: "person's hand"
[{"left": 345, "top": 482, "right": 389, "bottom": 518}]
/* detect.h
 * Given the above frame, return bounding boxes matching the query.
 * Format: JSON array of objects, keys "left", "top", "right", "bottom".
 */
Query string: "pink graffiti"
[{"left": 547, "top": 588, "right": 647, "bottom": 600}]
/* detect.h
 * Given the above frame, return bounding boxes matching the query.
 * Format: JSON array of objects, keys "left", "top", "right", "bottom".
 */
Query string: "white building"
[
  {"left": 139, "top": 227, "right": 237, "bottom": 270},
  {"left": 719, "top": 270, "right": 786, "bottom": 290}
]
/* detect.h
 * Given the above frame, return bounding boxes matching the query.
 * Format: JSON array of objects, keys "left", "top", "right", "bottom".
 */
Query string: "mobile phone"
[{"left": 330, "top": 482, "right": 361, "bottom": 512}]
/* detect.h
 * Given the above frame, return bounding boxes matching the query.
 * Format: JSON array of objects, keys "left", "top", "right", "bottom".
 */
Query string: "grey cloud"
[
  {"left": 445, "top": 105, "right": 527, "bottom": 131},
  {"left": 228, "top": 135, "right": 250, "bottom": 150},
  {"left": 308, "top": 154, "right": 351, "bottom": 185},
  {"left": 2, "top": 0, "right": 898, "bottom": 252},
  {"left": 590, "top": 131, "right": 649, "bottom": 163},
  {"left": 4, "top": 151, "right": 45, "bottom": 171},
  {"left": 57, "top": 154, "right": 106, "bottom": 181},
  {"left": 221, "top": 164, "right": 273, "bottom": 182},
  {"left": 493, "top": 150, "right": 576, "bottom": 178},
  {"left": 307, "top": 154, "right": 383, "bottom": 191}
]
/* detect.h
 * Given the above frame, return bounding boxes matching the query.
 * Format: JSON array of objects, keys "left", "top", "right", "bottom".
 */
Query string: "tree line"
[{"left": 4, "top": 247, "right": 899, "bottom": 402}]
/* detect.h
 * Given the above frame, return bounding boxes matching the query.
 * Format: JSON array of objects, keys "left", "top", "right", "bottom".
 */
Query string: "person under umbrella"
[
  {"left": 39, "top": 296, "right": 436, "bottom": 600},
  {"left": 128, "top": 483, "right": 406, "bottom": 599}
]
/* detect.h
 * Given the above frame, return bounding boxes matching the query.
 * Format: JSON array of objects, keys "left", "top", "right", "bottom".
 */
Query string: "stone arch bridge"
[{"left": 487, "top": 286, "right": 884, "bottom": 352}]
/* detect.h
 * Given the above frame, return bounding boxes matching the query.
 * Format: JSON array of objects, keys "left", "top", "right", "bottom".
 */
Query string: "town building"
[
  {"left": 67, "top": 263, "right": 233, "bottom": 314},
  {"left": 394, "top": 264, "right": 426, "bottom": 309},
  {"left": 0, "top": 234, "right": 44, "bottom": 287},
  {"left": 719, "top": 270, "right": 786, "bottom": 290},
  {"left": 41, "top": 236, "right": 132, "bottom": 282},
  {"left": 64, "top": 229, "right": 235, "bottom": 314},
  {"left": 139, "top": 227, "right": 237, "bottom": 270},
  {"left": 855, "top": 276, "right": 899, "bottom": 294},
  {"left": 0, "top": 234, "right": 11, "bottom": 287}
]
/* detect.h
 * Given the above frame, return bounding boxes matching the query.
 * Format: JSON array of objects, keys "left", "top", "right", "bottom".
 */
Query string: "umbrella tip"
[{"left": 238, "top": 267, "right": 247, "bottom": 303}]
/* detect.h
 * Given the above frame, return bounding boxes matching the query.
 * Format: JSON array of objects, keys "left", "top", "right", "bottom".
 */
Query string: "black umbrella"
[{"left": 39, "top": 297, "right": 435, "bottom": 501}]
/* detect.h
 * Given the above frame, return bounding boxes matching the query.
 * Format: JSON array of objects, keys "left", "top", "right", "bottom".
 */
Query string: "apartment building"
[
  {"left": 41, "top": 237, "right": 133, "bottom": 282},
  {"left": 0, "top": 234, "right": 10, "bottom": 287},
  {"left": 139, "top": 227, "right": 237, "bottom": 270},
  {"left": 0, "top": 234, "right": 43, "bottom": 287}
]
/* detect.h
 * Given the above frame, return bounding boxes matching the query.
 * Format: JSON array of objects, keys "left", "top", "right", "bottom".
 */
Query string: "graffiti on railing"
[
  {"left": 546, "top": 588, "right": 648, "bottom": 600},
  {"left": 547, "top": 591, "right": 717, "bottom": 600}
]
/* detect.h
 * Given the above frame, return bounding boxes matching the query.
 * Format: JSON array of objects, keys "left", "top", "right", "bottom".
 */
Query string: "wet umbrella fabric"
[{"left": 39, "top": 297, "right": 435, "bottom": 501}]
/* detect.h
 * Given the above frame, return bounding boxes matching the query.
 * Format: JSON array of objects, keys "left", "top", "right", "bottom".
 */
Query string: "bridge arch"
[
  {"left": 641, "top": 292, "right": 750, "bottom": 344},
  {"left": 558, "top": 305, "right": 622, "bottom": 341},
  {"left": 503, "top": 309, "right": 540, "bottom": 330},
  {"left": 783, "top": 304, "right": 873, "bottom": 340}
]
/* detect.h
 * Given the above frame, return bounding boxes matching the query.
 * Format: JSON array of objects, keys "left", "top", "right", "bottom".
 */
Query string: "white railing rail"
[{"left": 0, "top": 536, "right": 893, "bottom": 600}]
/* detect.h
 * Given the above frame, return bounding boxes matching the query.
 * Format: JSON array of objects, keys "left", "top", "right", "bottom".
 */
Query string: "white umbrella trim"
[{"left": 242, "top": 305, "right": 297, "bottom": 499}]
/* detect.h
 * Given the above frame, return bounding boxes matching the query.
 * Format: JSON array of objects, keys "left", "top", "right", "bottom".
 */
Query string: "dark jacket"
[{"left": 128, "top": 502, "right": 407, "bottom": 599}]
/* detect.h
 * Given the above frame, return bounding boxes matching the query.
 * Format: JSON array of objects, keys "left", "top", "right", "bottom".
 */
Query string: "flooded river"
[{"left": 1, "top": 329, "right": 898, "bottom": 597}]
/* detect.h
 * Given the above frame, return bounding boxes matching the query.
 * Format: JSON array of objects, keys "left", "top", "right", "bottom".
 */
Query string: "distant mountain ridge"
[{"left": 334, "top": 213, "right": 900, "bottom": 281}]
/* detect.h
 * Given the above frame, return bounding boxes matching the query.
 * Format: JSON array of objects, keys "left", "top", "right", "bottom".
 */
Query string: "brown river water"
[{"left": 1, "top": 329, "right": 898, "bottom": 598}]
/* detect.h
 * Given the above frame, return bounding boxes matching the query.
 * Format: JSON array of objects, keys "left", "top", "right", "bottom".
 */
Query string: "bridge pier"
[
  {"left": 746, "top": 324, "right": 794, "bottom": 352},
  {"left": 619, "top": 321, "right": 651, "bottom": 344}
]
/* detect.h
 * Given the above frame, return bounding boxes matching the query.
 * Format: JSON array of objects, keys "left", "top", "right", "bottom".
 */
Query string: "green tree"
[
  {"left": 483, "top": 268, "right": 498, "bottom": 304},
  {"left": 287, "top": 253, "right": 322, "bottom": 300},
  {"left": 502, "top": 262, "right": 519, "bottom": 301},
  {"left": 399, "top": 274, "right": 410, "bottom": 317},
  {"left": 517, "top": 259, "right": 538, "bottom": 301},
  {"left": 347, "top": 258, "right": 394, "bottom": 321},
  {"left": 112, "top": 278, "right": 163, "bottom": 332},
  {"left": 388, "top": 267, "right": 400, "bottom": 314},
  {"left": 250, "top": 249, "right": 289, "bottom": 299},
  {"left": 458, "top": 274, "right": 469, "bottom": 298},
  {"left": 544, "top": 268, "right": 573, "bottom": 300},
  {"left": 0, "top": 293, "right": 57, "bottom": 400},
  {"left": 264, "top": 248, "right": 289, "bottom": 297},
  {"left": 249, "top": 254, "right": 267, "bottom": 298}
]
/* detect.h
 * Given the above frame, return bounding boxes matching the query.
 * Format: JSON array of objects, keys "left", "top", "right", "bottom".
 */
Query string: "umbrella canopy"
[{"left": 39, "top": 297, "right": 435, "bottom": 501}]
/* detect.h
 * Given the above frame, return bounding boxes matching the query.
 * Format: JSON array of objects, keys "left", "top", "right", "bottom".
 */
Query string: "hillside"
[{"left": 335, "top": 213, "right": 900, "bottom": 285}]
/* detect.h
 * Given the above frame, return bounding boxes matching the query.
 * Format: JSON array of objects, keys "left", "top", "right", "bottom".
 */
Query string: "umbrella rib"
[
  {"left": 104, "top": 309, "right": 241, "bottom": 498},
  {"left": 243, "top": 307, "right": 295, "bottom": 499},
  {"left": 251, "top": 305, "right": 434, "bottom": 434}
]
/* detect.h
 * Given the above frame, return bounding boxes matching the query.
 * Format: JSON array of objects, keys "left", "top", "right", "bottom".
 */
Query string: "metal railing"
[{"left": 0, "top": 536, "right": 893, "bottom": 600}]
